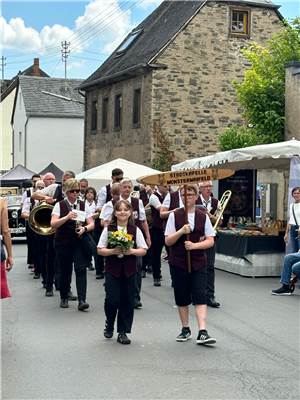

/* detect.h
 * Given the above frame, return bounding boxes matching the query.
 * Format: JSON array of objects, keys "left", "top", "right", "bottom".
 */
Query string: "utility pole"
[
  {"left": 61, "top": 41, "right": 70, "bottom": 80},
  {"left": 1, "top": 56, "right": 6, "bottom": 80}
]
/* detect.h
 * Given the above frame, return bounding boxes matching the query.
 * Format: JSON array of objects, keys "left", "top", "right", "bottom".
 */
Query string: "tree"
[
  {"left": 219, "top": 18, "right": 300, "bottom": 150},
  {"left": 151, "top": 120, "right": 174, "bottom": 171}
]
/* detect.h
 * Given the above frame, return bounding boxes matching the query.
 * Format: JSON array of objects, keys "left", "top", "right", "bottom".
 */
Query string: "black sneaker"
[
  {"left": 96, "top": 273, "right": 104, "bottom": 280},
  {"left": 134, "top": 302, "right": 142, "bottom": 309},
  {"left": 176, "top": 327, "right": 191, "bottom": 342},
  {"left": 153, "top": 279, "right": 161, "bottom": 287},
  {"left": 272, "top": 285, "right": 292, "bottom": 296},
  {"left": 196, "top": 330, "right": 216, "bottom": 345},
  {"left": 117, "top": 333, "right": 131, "bottom": 345}
]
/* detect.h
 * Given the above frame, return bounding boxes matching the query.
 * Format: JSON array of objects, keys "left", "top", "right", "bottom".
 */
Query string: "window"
[
  {"left": 116, "top": 29, "right": 143, "bottom": 55},
  {"left": 102, "top": 97, "right": 108, "bottom": 131},
  {"left": 230, "top": 8, "right": 250, "bottom": 36},
  {"left": 91, "top": 100, "right": 97, "bottom": 131},
  {"left": 114, "top": 94, "right": 122, "bottom": 130},
  {"left": 133, "top": 88, "right": 141, "bottom": 127}
]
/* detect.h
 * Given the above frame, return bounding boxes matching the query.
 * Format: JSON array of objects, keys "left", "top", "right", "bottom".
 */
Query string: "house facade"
[
  {"left": 0, "top": 58, "right": 49, "bottom": 172},
  {"left": 80, "top": 0, "right": 283, "bottom": 169},
  {"left": 12, "top": 76, "right": 84, "bottom": 173}
]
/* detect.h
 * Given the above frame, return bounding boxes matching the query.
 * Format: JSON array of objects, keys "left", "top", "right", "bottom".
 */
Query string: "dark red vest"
[
  {"left": 151, "top": 192, "right": 165, "bottom": 230},
  {"left": 169, "top": 208, "right": 207, "bottom": 271},
  {"left": 55, "top": 200, "right": 85, "bottom": 246},
  {"left": 198, "top": 196, "right": 218, "bottom": 214},
  {"left": 139, "top": 189, "right": 148, "bottom": 207},
  {"left": 105, "top": 224, "right": 137, "bottom": 277},
  {"left": 106, "top": 184, "right": 112, "bottom": 202},
  {"left": 169, "top": 191, "right": 202, "bottom": 210}
]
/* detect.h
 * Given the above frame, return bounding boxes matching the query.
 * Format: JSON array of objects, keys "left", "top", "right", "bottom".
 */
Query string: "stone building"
[{"left": 80, "top": 0, "right": 283, "bottom": 169}]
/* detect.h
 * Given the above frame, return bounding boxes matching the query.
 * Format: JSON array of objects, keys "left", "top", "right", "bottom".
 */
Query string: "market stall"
[{"left": 172, "top": 139, "right": 300, "bottom": 277}]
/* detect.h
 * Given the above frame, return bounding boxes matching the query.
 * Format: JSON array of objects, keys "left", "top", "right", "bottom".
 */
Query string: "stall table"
[{"left": 215, "top": 230, "right": 285, "bottom": 277}]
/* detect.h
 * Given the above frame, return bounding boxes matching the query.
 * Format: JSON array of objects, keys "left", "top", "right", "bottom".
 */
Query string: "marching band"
[{"left": 21, "top": 167, "right": 224, "bottom": 346}]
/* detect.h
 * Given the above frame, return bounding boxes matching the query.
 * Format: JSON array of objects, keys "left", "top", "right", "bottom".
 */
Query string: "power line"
[{"left": 61, "top": 41, "right": 71, "bottom": 79}]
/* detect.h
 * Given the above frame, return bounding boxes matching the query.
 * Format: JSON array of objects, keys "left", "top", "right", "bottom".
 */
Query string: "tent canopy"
[
  {"left": 39, "top": 162, "right": 64, "bottom": 183},
  {"left": 0, "top": 164, "right": 36, "bottom": 187},
  {"left": 172, "top": 139, "right": 300, "bottom": 171},
  {"left": 76, "top": 158, "right": 161, "bottom": 190}
]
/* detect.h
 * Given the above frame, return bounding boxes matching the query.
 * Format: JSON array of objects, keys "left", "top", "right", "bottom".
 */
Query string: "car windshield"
[{"left": 6, "top": 195, "right": 23, "bottom": 206}]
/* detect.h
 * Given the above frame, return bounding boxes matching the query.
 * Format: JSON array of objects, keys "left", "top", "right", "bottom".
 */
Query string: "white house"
[
  {"left": 11, "top": 76, "right": 85, "bottom": 173},
  {"left": 1, "top": 58, "right": 49, "bottom": 172}
]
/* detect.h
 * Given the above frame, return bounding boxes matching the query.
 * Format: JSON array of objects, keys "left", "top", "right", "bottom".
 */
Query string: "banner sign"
[{"left": 137, "top": 168, "right": 234, "bottom": 186}]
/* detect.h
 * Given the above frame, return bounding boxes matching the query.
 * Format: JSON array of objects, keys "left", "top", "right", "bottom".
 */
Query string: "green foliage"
[
  {"left": 151, "top": 121, "right": 174, "bottom": 171},
  {"left": 222, "top": 18, "right": 300, "bottom": 149},
  {"left": 219, "top": 126, "right": 264, "bottom": 151}
]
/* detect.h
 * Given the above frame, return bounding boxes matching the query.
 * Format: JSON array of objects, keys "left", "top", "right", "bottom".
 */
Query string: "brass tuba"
[
  {"left": 213, "top": 190, "right": 232, "bottom": 230},
  {"left": 28, "top": 202, "right": 55, "bottom": 235}
]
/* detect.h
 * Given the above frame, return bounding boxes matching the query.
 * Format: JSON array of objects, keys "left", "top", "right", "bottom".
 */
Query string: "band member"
[
  {"left": 199, "top": 181, "right": 221, "bottom": 308},
  {"left": 94, "top": 169, "right": 123, "bottom": 279},
  {"left": 165, "top": 184, "right": 216, "bottom": 345},
  {"left": 21, "top": 174, "right": 41, "bottom": 269},
  {"left": 32, "top": 171, "right": 77, "bottom": 297},
  {"left": 100, "top": 183, "right": 121, "bottom": 226},
  {"left": 100, "top": 179, "right": 151, "bottom": 309},
  {"left": 97, "top": 200, "right": 147, "bottom": 344},
  {"left": 84, "top": 186, "right": 98, "bottom": 271},
  {"left": 21, "top": 179, "right": 45, "bottom": 280},
  {"left": 96, "top": 168, "right": 124, "bottom": 210},
  {"left": 51, "top": 179, "right": 94, "bottom": 311},
  {"left": 79, "top": 178, "right": 89, "bottom": 202},
  {"left": 148, "top": 185, "right": 168, "bottom": 286}
]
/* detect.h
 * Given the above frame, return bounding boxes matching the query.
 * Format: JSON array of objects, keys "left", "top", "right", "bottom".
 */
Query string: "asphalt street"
[{"left": 2, "top": 243, "right": 300, "bottom": 400}]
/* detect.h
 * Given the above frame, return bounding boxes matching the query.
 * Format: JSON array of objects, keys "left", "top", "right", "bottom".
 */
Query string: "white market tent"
[
  {"left": 76, "top": 158, "right": 161, "bottom": 190},
  {"left": 172, "top": 139, "right": 300, "bottom": 171}
]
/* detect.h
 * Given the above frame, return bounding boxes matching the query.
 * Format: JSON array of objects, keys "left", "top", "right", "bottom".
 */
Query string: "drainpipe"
[{"left": 24, "top": 118, "right": 28, "bottom": 167}]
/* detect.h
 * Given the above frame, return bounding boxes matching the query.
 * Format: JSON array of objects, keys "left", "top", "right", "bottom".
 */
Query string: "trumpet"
[{"left": 213, "top": 190, "right": 232, "bottom": 230}]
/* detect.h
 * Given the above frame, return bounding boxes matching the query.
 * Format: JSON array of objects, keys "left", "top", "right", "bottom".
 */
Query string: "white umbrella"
[{"left": 76, "top": 158, "right": 161, "bottom": 190}]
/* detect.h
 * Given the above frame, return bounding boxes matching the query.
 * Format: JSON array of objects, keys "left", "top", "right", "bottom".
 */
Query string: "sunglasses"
[{"left": 69, "top": 189, "right": 80, "bottom": 193}]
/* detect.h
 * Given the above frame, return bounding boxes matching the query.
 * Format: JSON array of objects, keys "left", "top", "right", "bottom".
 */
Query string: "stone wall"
[
  {"left": 285, "top": 61, "right": 300, "bottom": 141},
  {"left": 151, "top": 1, "right": 282, "bottom": 164},
  {"left": 84, "top": 74, "right": 152, "bottom": 169}
]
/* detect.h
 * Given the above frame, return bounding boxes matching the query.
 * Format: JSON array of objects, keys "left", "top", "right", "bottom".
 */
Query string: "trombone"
[{"left": 213, "top": 190, "right": 232, "bottom": 230}]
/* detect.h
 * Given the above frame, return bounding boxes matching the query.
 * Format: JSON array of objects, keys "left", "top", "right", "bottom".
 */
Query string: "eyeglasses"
[
  {"left": 69, "top": 189, "right": 80, "bottom": 193},
  {"left": 37, "top": 186, "right": 44, "bottom": 190}
]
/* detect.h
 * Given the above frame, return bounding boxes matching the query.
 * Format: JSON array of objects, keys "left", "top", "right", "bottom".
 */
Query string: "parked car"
[{"left": 6, "top": 195, "right": 26, "bottom": 238}]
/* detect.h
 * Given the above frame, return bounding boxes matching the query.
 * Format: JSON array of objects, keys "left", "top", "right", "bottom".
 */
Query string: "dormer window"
[
  {"left": 115, "top": 29, "right": 143, "bottom": 55},
  {"left": 230, "top": 8, "right": 250, "bottom": 37}
]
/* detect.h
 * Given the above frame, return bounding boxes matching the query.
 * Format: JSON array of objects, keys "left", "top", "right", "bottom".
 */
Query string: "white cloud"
[{"left": 0, "top": 0, "right": 136, "bottom": 56}]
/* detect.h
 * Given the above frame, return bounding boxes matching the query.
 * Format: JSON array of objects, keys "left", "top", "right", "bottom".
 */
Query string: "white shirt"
[
  {"left": 96, "top": 184, "right": 111, "bottom": 209},
  {"left": 85, "top": 200, "right": 96, "bottom": 214},
  {"left": 162, "top": 191, "right": 184, "bottom": 209},
  {"left": 21, "top": 197, "right": 38, "bottom": 214},
  {"left": 165, "top": 210, "right": 215, "bottom": 237},
  {"left": 52, "top": 199, "right": 92, "bottom": 219},
  {"left": 148, "top": 191, "right": 163, "bottom": 210},
  {"left": 38, "top": 183, "right": 59, "bottom": 198},
  {"left": 21, "top": 188, "right": 33, "bottom": 204},
  {"left": 289, "top": 202, "right": 300, "bottom": 225},
  {"left": 98, "top": 226, "right": 148, "bottom": 249},
  {"left": 100, "top": 196, "right": 146, "bottom": 223}
]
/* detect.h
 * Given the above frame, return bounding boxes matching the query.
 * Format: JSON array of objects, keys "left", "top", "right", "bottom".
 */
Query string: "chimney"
[{"left": 32, "top": 58, "right": 40, "bottom": 76}]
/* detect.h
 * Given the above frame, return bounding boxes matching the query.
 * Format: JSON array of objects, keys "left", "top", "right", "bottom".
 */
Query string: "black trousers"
[
  {"left": 34, "top": 234, "right": 47, "bottom": 282},
  {"left": 134, "top": 257, "right": 143, "bottom": 305},
  {"left": 45, "top": 235, "right": 56, "bottom": 291},
  {"left": 104, "top": 272, "right": 136, "bottom": 333},
  {"left": 25, "top": 222, "right": 36, "bottom": 265},
  {"left": 206, "top": 243, "right": 216, "bottom": 299},
  {"left": 150, "top": 227, "right": 165, "bottom": 279},
  {"left": 55, "top": 243, "right": 88, "bottom": 301}
]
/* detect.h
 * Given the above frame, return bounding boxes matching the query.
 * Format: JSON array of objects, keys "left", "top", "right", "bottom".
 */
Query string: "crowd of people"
[{"left": 1, "top": 167, "right": 299, "bottom": 346}]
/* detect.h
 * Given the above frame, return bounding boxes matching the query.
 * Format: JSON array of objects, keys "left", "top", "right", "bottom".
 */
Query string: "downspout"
[
  {"left": 10, "top": 122, "right": 14, "bottom": 168},
  {"left": 24, "top": 118, "right": 28, "bottom": 168},
  {"left": 78, "top": 89, "right": 86, "bottom": 171}
]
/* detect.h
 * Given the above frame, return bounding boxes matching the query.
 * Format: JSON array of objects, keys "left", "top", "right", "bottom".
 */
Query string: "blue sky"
[{"left": 1, "top": 0, "right": 299, "bottom": 80}]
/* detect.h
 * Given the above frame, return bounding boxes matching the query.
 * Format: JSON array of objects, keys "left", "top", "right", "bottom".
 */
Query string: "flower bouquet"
[{"left": 108, "top": 229, "right": 134, "bottom": 258}]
